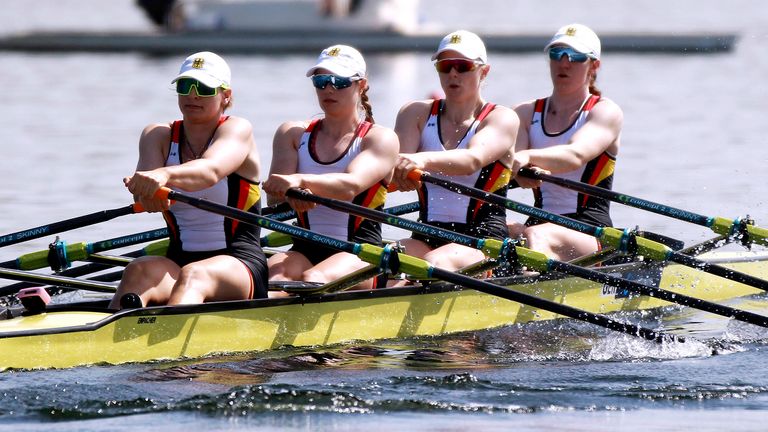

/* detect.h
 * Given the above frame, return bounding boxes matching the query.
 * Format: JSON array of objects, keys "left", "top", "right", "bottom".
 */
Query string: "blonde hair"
[
  {"left": 360, "top": 84, "right": 374, "bottom": 123},
  {"left": 588, "top": 61, "right": 601, "bottom": 97}
]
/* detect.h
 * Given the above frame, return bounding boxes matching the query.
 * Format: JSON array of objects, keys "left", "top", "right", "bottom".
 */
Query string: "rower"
[
  {"left": 389, "top": 30, "right": 519, "bottom": 273},
  {"left": 507, "top": 24, "right": 624, "bottom": 261}
]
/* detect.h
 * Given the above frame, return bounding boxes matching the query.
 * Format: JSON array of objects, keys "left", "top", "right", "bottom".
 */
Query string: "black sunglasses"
[{"left": 311, "top": 74, "right": 362, "bottom": 90}]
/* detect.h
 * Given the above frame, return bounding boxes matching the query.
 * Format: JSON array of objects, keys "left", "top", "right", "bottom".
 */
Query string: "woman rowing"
[
  {"left": 109, "top": 51, "right": 268, "bottom": 309},
  {"left": 507, "top": 24, "right": 623, "bottom": 261},
  {"left": 391, "top": 30, "right": 519, "bottom": 272},
  {"left": 263, "top": 45, "right": 398, "bottom": 288}
]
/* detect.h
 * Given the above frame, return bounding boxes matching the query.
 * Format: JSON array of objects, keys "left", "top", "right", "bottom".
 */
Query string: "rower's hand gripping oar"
[
  {"left": 0, "top": 203, "right": 146, "bottom": 249},
  {"left": 517, "top": 167, "right": 768, "bottom": 248},
  {"left": 286, "top": 188, "right": 768, "bottom": 329},
  {"left": 405, "top": 169, "right": 768, "bottom": 293},
  {"left": 154, "top": 186, "right": 681, "bottom": 343}
]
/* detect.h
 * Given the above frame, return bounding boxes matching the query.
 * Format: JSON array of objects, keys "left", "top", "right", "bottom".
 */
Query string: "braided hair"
[{"left": 360, "top": 84, "right": 375, "bottom": 123}]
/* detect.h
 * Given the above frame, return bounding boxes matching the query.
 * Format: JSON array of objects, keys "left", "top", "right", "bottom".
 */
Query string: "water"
[{"left": 1, "top": 0, "right": 767, "bottom": 430}]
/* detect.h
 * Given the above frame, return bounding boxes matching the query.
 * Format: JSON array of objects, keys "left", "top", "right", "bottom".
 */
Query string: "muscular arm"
[
  {"left": 264, "top": 121, "right": 304, "bottom": 206},
  {"left": 126, "top": 117, "right": 255, "bottom": 201},
  {"left": 164, "top": 117, "right": 254, "bottom": 190},
  {"left": 298, "top": 126, "right": 398, "bottom": 199},
  {"left": 397, "top": 105, "right": 520, "bottom": 178},
  {"left": 263, "top": 123, "right": 399, "bottom": 210},
  {"left": 392, "top": 100, "right": 430, "bottom": 189},
  {"left": 517, "top": 99, "right": 623, "bottom": 174}
]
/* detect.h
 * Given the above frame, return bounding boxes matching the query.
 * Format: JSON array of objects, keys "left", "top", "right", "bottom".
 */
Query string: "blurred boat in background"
[{"left": 0, "top": 0, "right": 737, "bottom": 55}]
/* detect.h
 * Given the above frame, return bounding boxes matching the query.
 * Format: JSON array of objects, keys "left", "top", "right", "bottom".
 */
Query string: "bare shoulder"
[
  {"left": 488, "top": 104, "right": 519, "bottom": 123},
  {"left": 273, "top": 119, "right": 309, "bottom": 150},
  {"left": 141, "top": 122, "right": 171, "bottom": 139},
  {"left": 396, "top": 99, "right": 433, "bottom": 122},
  {"left": 365, "top": 124, "right": 399, "bottom": 150},
  {"left": 222, "top": 115, "right": 254, "bottom": 131},
  {"left": 591, "top": 97, "right": 624, "bottom": 124},
  {"left": 139, "top": 122, "right": 172, "bottom": 151},
  {"left": 512, "top": 98, "right": 537, "bottom": 119},
  {"left": 275, "top": 119, "right": 309, "bottom": 136},
  {"left": 594, "top": 96, "right": 622, "bottom": 112}
]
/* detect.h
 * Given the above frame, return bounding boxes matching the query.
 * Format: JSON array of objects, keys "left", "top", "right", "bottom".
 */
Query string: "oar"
[
  {"left": 154, "top": 186, "right": 682, "bottom": 343},
  {"left": 0, "top": 203, "right": 146, "bottom": 249},
  {"left": 0, "top": 268, "right": 116, "bottom": 293},
  {"left": 286, "top": 188, "right": 768, "bottom": 329},
  {"left": 406, "top": 169, "right": 768, "bottom": 293},
  {"left": 0, "top": 202, "right": 302, "bottom": 293},
  {"left": 0, "top": 228, "right": 169, "bottom": 271},
  {"left": 260, "top": 200, "right": 419, "bottom": 224},
  {"left": 259, "top": 201, "right": 420, "bottom": 247},
  {"left": 0, "top": 239, "right": 169, "bottom": 297},
  {"left": 517, "top": 167, "right": 768, "bottom": 247}
]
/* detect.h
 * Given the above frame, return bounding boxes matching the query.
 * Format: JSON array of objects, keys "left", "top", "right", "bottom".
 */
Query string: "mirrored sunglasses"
[
  {"left": 311, "top": 74, "right": 361, "bottom": 90},
  {"left": 434, "top": 58, "right": 482, "bottom": 74},
  {"left": 548, "top": 46, "right": 593, "bottom": 63},
  {"left": 176, "top": 78, "right": 220, "bottom": 97}
]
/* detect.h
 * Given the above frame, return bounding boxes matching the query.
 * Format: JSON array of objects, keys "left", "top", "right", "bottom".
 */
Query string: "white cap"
[
  {"left": 544, "top": 24, "right": 601, "bottom": 59},
  {"left": 306, "top": 45, "right": 366, "bottom": 78},
  {"left": 172, "top": 51, "right": 231, "bottom": 88},
  {"left": 431, "top": 30, "right": 487, "bottom": 64}
]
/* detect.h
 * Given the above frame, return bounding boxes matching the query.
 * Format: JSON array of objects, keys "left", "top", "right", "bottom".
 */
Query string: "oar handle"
[
  {"left": 154, "top": 187, "right": 172, "bottom": 201},
  {"left": 407, "top": 169, "right": 425, "bottom": 182},
  {"left": 387, "top": 169, "right": 426, "bottom": 192}
]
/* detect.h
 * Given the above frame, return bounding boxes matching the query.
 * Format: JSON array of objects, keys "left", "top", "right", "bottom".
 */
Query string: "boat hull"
[{"left": 1, "top": 250, "right": 766, "bottom": 370}]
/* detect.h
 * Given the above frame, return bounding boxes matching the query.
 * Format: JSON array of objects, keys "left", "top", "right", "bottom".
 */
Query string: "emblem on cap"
[
  {"left": 328, "top": 47, "right": 341, "bottom": 56},
  {"left": 192, "top": 58, "right": 205, "bottom": 69},
  {"left": 450, "top": 34, "right": 462, "bottom": 44},
  {"left": 565, "top": 27, "right": 577, "bottom": 36}
]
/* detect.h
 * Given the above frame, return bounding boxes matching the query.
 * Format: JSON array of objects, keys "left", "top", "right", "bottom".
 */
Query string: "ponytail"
[
  {"left": 588, "top": 62, "right": 601, "bottom": 97},
  {"left": 360, "top": 84, "right": 375, "bottom": 123}
]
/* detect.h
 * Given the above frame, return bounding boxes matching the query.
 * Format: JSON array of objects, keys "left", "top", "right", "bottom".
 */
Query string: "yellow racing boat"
[{"left": 1, "top": 248, "right": 766, "bottom": 371}]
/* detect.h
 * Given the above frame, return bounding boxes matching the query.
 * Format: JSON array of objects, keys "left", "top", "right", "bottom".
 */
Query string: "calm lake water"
[{"left": 0, "top": 1, "right": 767, "bottom": 431}]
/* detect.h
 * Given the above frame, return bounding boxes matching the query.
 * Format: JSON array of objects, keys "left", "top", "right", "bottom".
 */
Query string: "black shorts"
[
  {"left": 166, "top": 244, "right": 269, "bottom": 300},
  {"left": 289, "top": 239, "right": 341, "bottom": 266},
  {"left": 411, "top": 218, "right": 509, "bottom": 249}
]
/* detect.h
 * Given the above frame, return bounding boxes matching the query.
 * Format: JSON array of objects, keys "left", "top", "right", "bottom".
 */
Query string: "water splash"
[{"left": 588, "top": 331, "right": 713, "bottom": 361}]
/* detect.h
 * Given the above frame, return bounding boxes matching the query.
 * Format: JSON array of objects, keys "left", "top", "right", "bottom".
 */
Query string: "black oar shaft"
[
  {"left": 519, "top": 168, "right": 711, "bottom": 226},
  {"left": 518, "top": 168, "right": 768, "bottom": 247},
  {"left": 0, "top": 268, "right": 116, "bottom": 292},
  {"left": 0, "top": 204, "right": 140, "bottom": 248},
  {"left": 421, "top": 174, "right": 602, "bottom": 237},
  {"left": 165, "top": 190, "right": 359, "bottom": 255},
  {"left": 548, "top": 261, "right": 768, "bottom": 328},
  {"left": 429, "top": 267, "right": 678, "bottom": 343}
]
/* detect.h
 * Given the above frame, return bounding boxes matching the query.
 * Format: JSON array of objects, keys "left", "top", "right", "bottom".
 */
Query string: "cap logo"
[
  {"left": 192, "top": 57, "right": 205, "bottom": 69},
  {"left": 450, "top": 34, "right": 462, "bottom": 44},
  {"left": 565, "top": 27, "right": 577, "bottom": 36},
  {"left": 328, "top": 47, "right": 341, "bottom": 57}
]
